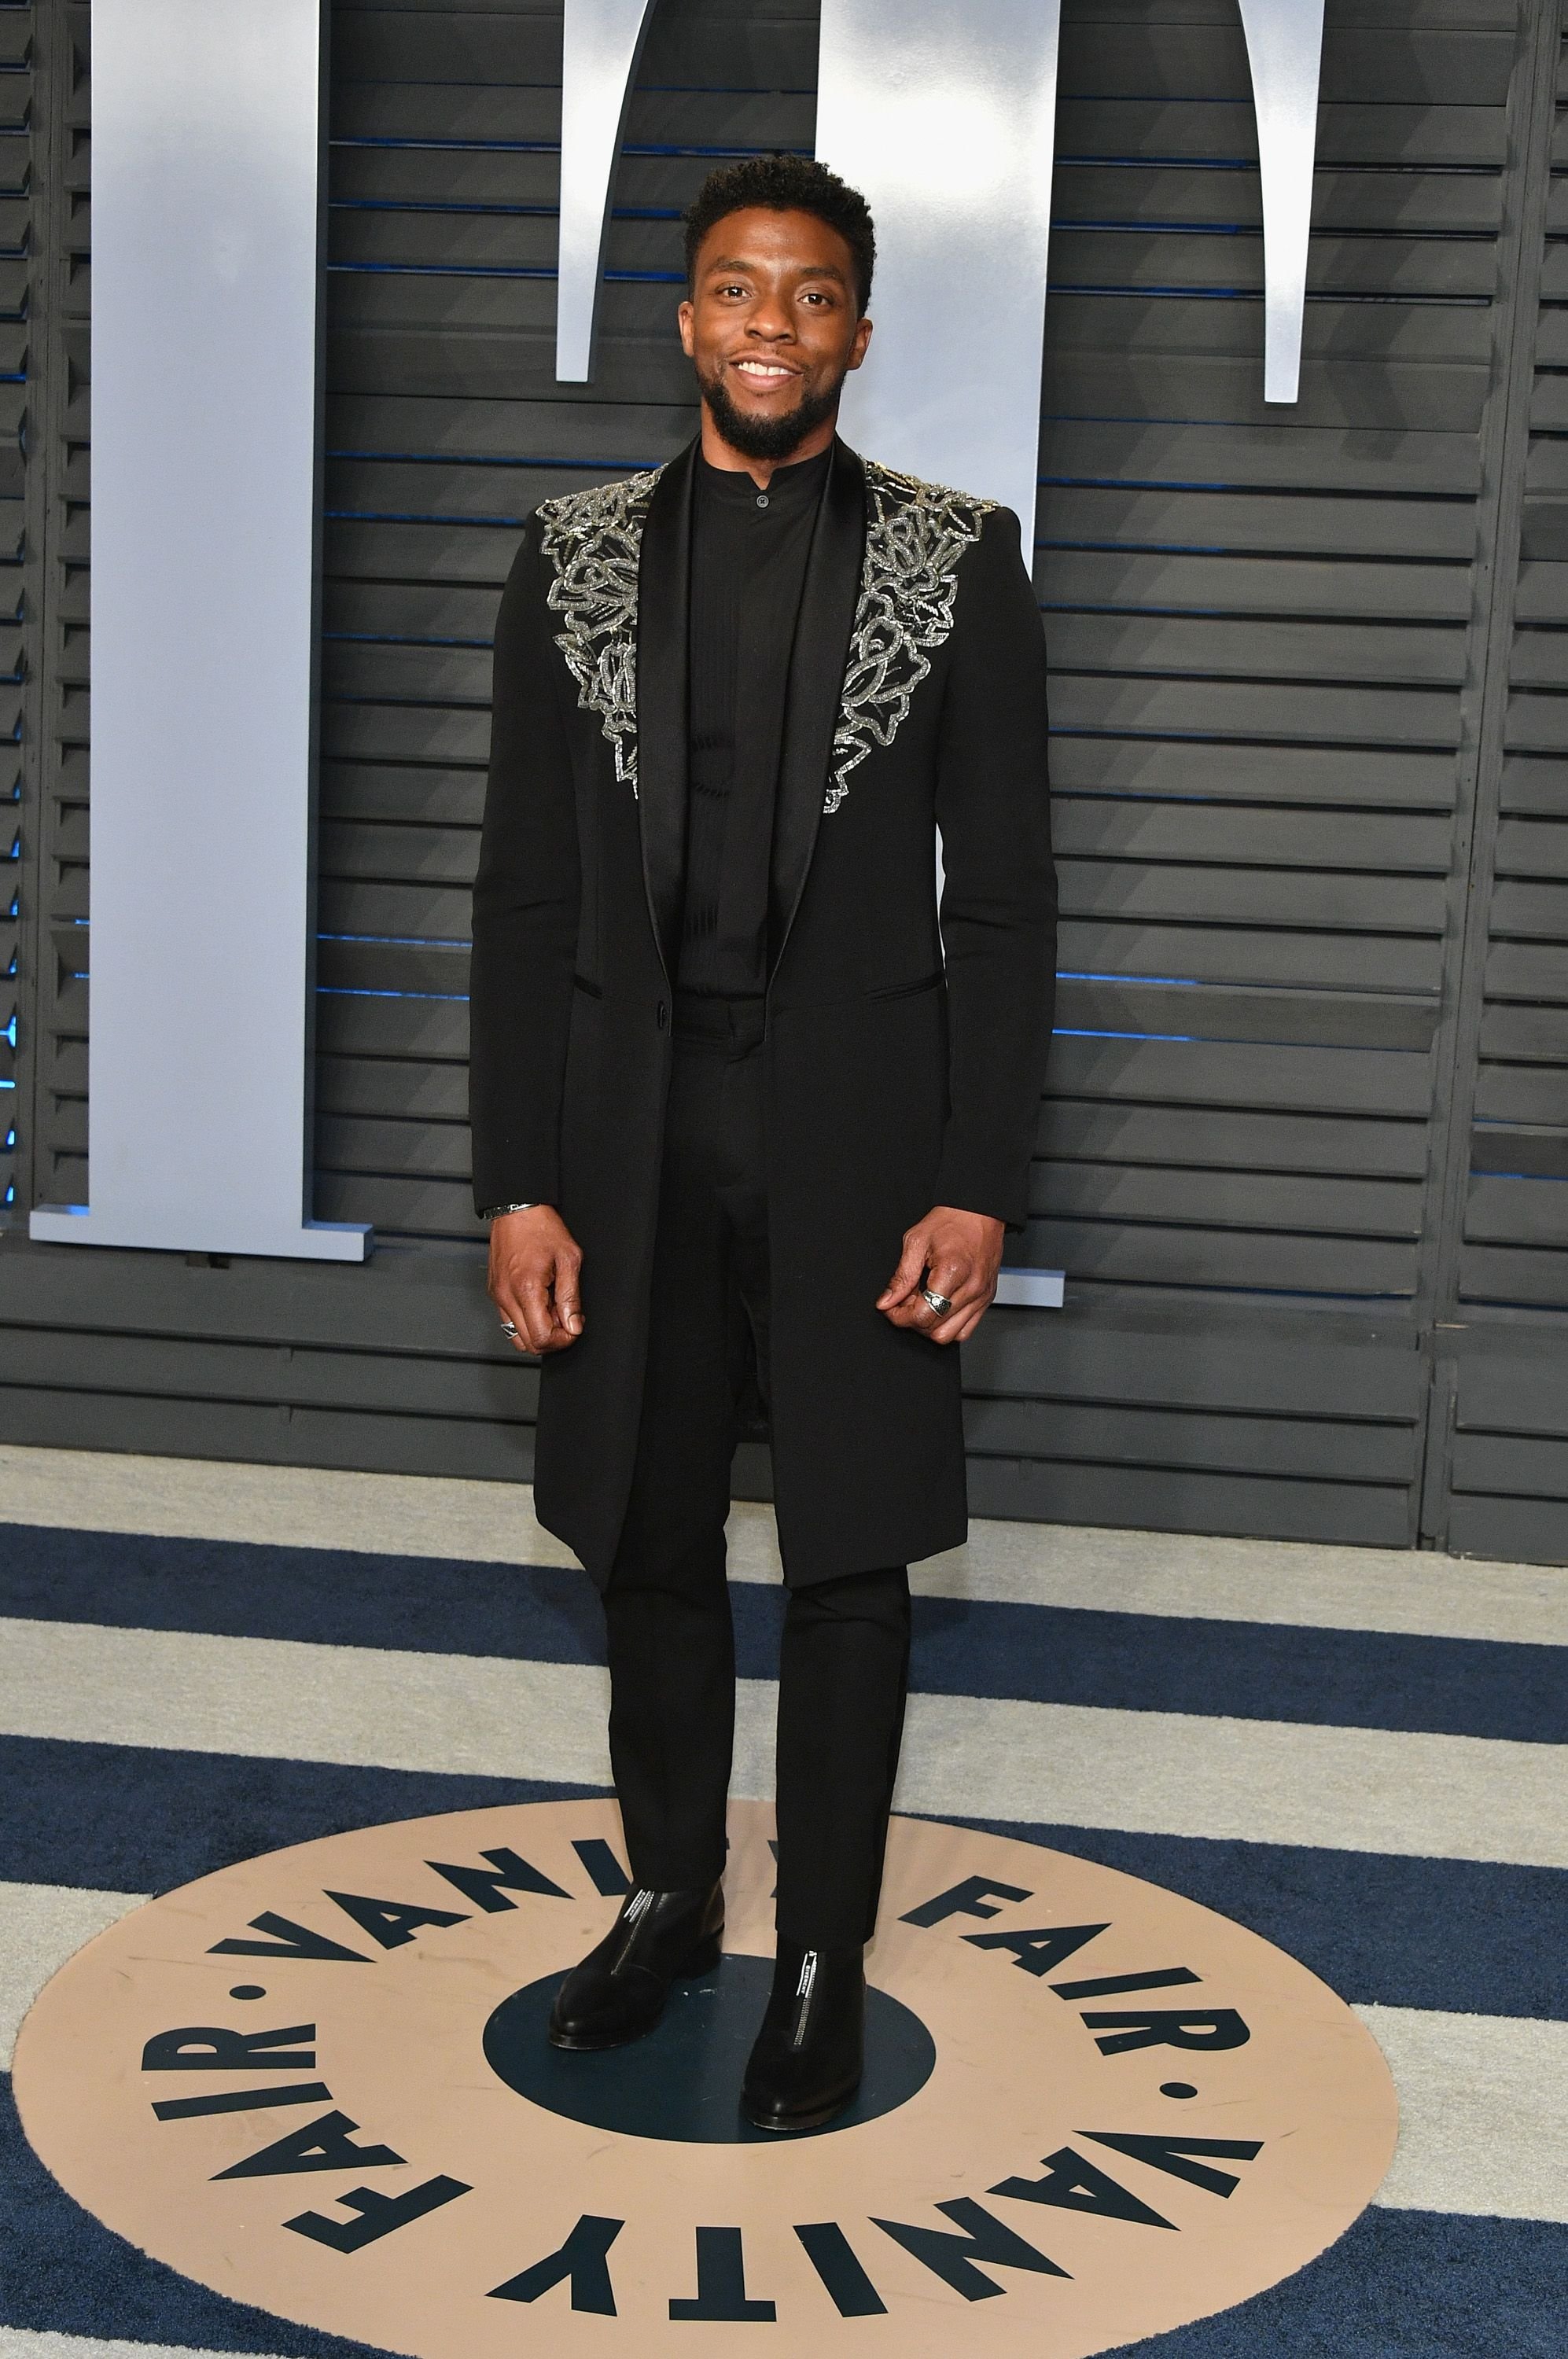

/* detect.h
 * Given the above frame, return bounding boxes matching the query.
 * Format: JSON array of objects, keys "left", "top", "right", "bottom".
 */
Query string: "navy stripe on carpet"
[
  {"left": 1106, "top": 2206, "right": 1568, "bottom": 2357},
  {"left": 2, "top": 1736, "right": 1564, "bottom": 2022},
  {"left": 2, "top": 1524, "right": 1562, "bottom": 1743}
]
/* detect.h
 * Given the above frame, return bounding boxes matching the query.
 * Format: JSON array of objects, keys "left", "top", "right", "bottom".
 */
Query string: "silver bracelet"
[{"left": 480, "top": 1200, "right": 545, "bottom": 1220}]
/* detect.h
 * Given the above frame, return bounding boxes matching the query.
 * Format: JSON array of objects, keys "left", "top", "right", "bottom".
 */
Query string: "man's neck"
[{"left": 698, "top": 403, "right": 838, "bottom": 490}]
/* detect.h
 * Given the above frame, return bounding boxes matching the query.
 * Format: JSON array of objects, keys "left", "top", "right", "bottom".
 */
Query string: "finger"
[
  {"left": 490, "top": 1272, "right": 536, "bottom": 1353},
  {"left": 876, "top": 1226, "right": 933, "bottom": 1309},
  {"left": 926, "top": 1303, "right": 974, "bottom": 1345},
  {"left": 935, "top": 1303, "right": 988, "bottom": 1346},
  {"left": 553, "top": 1249, "right": 585, "bottom": 1338},
  {"left": 911, "top": 1261, "right": 977, "bottom": 1329},
  {"left": 513, "top": 1271, "right": 558, "bottom": 1354}
]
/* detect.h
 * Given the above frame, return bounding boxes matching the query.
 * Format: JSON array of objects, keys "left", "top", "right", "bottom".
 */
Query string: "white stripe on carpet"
[
  {"left": 0, "top": 1881, "right": 144, "bottom": 2069},
  {"left": 3, "top": 1878, "right": 1566, "bottom": 2225},
  {"left": 1356, "top": 2004, "right": 1568, "bottom": 2222},
  {"left": 0, "top": 2335, "right": 286, "bottom": 2359},
  {"left": 3, "top": 1444, "right": 1565, "bottom": 1647},
  {"left": 0, "top": 1617, "right": 1562, "bottom": 1867}
]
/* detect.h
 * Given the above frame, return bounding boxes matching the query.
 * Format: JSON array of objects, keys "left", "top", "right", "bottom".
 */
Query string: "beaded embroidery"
[
  {"left": 536, "top": 468, "right": 660, "bottom": 792},
  {"left": 534, "top": 458, "right": 994, "bottom": 811}
]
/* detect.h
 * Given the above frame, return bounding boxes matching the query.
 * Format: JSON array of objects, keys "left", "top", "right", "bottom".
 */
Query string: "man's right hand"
[{"left": 488, "top": 1205, "right": 584, "bottom": 1355}]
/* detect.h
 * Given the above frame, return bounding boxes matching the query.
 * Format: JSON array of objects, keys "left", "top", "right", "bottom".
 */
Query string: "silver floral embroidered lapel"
[{"left": 535, "top": 457, "right": 996, "bottom": 813}]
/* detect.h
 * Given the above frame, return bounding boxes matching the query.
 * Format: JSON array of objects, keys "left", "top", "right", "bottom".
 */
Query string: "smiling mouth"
[{"left": 729, "top": 358, "right": 801, "bottom": 391}]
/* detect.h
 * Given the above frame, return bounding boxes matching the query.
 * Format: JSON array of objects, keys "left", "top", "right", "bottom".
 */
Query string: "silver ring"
[
  {"left": 499, "top": 1320, "right": 518, "bottom": 1338},
  {"left": 921, "top": 1288, "right": 953, "bottom": 1318}
]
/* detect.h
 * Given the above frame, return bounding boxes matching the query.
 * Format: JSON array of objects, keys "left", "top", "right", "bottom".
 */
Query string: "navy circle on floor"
[{"left": 484, "top": 1952, "right": 937, "bottom": 2141}]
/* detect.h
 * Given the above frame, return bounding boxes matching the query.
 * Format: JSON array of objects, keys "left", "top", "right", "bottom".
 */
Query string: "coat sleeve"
[
  {"left": 467, "top": 517, "right": 582, "bottom": 1214},
  {"left": 930, "top": 503, "right": 1056, "bottom": 1231}
]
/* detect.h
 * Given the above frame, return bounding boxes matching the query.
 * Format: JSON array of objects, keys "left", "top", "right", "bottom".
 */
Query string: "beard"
[{"left": 698, "top": 358, "right": 848, "bottom": 462}]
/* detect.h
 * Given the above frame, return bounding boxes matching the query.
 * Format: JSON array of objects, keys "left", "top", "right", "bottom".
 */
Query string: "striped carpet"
[{"left": 0, "top": 1441, "right": 1563, "bottom": 2357}]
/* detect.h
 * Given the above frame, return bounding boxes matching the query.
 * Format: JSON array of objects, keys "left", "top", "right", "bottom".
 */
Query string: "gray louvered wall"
[
  {"left": 3, "top": 0, "right": 1567, "bottom": 1566},
  {"left": 0, "top": 1, "right": 35, "bottom": 1223}
]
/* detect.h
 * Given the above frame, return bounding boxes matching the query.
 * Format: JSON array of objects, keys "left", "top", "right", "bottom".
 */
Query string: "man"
[{"left": 469, "top": 154, "right": 1055, "bottom": 2132}]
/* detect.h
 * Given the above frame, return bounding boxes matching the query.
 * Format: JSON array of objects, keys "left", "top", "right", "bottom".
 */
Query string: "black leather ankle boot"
[
  {"left": 548, "top": 1881, "right": 725, "bottom": 2052},
  {"left": 740, "top": 1938, "right": 864, "bottom": 2132}
]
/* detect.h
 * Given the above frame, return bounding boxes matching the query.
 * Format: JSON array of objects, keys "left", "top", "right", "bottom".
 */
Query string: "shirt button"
[{"left": 756, "top": 493, "right": 770, "bottom": 510}]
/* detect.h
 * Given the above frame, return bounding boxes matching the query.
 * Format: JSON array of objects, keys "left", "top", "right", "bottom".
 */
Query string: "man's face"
[{"left": 678, "top": 207, "right": 873, "bottom": 462}]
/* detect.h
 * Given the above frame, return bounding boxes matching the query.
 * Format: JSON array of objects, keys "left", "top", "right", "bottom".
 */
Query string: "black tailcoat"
[{"left": 469, "top": 436, "right": 1056, "bottom": 1587}]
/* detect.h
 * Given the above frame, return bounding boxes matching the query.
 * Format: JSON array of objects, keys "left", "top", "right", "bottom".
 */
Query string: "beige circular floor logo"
[{"left": 15, "top": 1800, "right": 1397, "bottom": 2357}]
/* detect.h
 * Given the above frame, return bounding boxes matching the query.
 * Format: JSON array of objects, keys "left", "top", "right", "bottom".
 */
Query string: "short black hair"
[{"left": 683, "top": 154, "right": 876, "bottom": 314}]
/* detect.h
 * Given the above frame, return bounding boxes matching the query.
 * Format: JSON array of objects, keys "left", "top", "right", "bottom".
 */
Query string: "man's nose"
[{"left": 746, "top": 302, "right": 794, "bottom": 342}]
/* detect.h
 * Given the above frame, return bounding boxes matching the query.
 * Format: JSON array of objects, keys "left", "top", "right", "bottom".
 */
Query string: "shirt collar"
[{"left": 695, "top": 441, "right": 833, "bottom": 509}]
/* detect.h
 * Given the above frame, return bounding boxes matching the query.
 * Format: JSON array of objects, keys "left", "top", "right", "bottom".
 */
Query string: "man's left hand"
[{"left": 877, "top": 1206, "right": 1006, "bottom": 1345}]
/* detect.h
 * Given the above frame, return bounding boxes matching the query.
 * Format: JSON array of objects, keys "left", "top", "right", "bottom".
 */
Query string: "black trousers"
[{"left": 602, "top": 992, "right": 912, "bottom": 1952}]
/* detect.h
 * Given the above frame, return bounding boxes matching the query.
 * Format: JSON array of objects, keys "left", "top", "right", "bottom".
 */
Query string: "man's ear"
[
  {"left": 848, "top": 313, "right": 873, "bottom": 373},
  {"left": 677, "top": 300, "right": 696, "bottom": 359}
]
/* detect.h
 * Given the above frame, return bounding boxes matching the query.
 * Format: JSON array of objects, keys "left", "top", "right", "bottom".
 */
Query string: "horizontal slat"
[
  {"left": 322, "top": 700, "right": 488, "bottom": 765},
  {"left": 326, "top": 520, "right": 528, "bottom": 585},
  {"left": 1064, "top": 98, "right": 1504, "bottom": 168},
  {"left": 1052, "top": 803, "right": 1454, "bottom": 873},
  {"left": 1452, "top": 1430, "right": 1568, "bottom": 1503},
  {"left": 1058, "top": 859, "right": 1447, "bottom": 932},
  {"left": 317, "top": 1054, "right": 467, "bottom": 1124},
  {"left": 1047, "top": 612, "right": 1467, "bottom": 684},
  {"left": 1058, "top": 919, "right": 1445, "bottom": 992},
  {"left": 318, "top": 1113, "right": 468, "bottom": 1182},
  {"left": 1466, "top": 1173, "right": 1568, "bottom": 1247},
  {"left": 321, "top": 764, "right": 485, "bottom": 827},
  {"left": 1038, "top": 1100, "right": 1429, "bottom": 1178},
  {"left": 1044, "top": 1032, "right": 1434, "bottom": 1115},
  {"left": 318, "top": 819, "right": 478, "bottom": 885},
  {"left": 1051, "top": 673, "right": 1459, "bottom": 745},
  {"left": 1048, "top": 737, "right": 1456, "bottom": 811},
  {"left": 1038, "top": 419, "right": 1482, "bottom": 498},
  {"left": 1470, "top": 1122, "right": 1568, "bottom": 1180},
  {"left": 1484, "top": 940, "right": 1568, "bottom": 1001},
  {"left": 1028, "top": 1218, "right": 1415, "bottom": 1294},
  {"left": 325, "top": 390, "right": 694, "bottom": 464},
  {"left": 0, "top": 1322, "right": 535, "bottom": 1419},
  {"left": 1036, "top": 1160, "right": 1422, "bottom": 1238},
  {"left": 317, "top": 1170, "right": 484, "bottom": 1237},
  {"left": 1041, "top": 550, "right": 1472, "bottom": 621},
  {"left": 1493, "top": 815, "right": 1568, "bottom": 878},
  {"left": 318, "top": 878, "right": 471, "bottom": 939},
  {"left": 967, "top": 1454, "right": 1412, "bottom": 1547},
  {"left": 0, "top": 1382, "right": 540, "bottom": 1487},
  {"left": 1497, "top": 753, "right": 1568, "bottom": 815},
  {"left": 1056, "top": 160, "right": 1503, "bottom": 235},
  {"left": 1486, "top": 879, "right": 1568, "bottom": 939},
  {"left": 336, "top": 12, "right": 811, "bottom": 86},
  {"left": 1052, "top": 977, "right": 1438, "bottom": 1051},
  {"left": 964, "top": 1396, "right": 1412, "bottom": 1482},
  {"left": 1514, "top": 564, "right": 1568, "bottom": 624},
  {"left": 1459, "top": 1243, "right": 1568, "bottom": 1308},
  {"left": 1456, "top": 1350, "right": 1568, "bottom": 1437},
  {"left": 322, "top": 640, "right": 488, "bottom": 701},
  {"left": 1477, "top": 1002, "right": 1568, "bottom": 1060},
  {"left": 324, "top": 581, "right": 500, "bottom": 639},
  {"left": 1445, "top": 1494, "right": 1568, "bottom": 1566},
  {"left": 1474, "top": 1064, "right": 1568, "bottom": 1124}
]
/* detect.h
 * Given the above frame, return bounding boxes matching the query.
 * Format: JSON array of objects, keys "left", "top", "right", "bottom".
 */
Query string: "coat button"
[{"left": 657, "top": 999, "right": 668, "bottom": 1029}]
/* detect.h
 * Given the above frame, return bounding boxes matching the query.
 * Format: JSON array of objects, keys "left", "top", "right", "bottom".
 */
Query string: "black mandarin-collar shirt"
[{"left": 677, "top": 442, "right": 831, "bottom": 997}]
